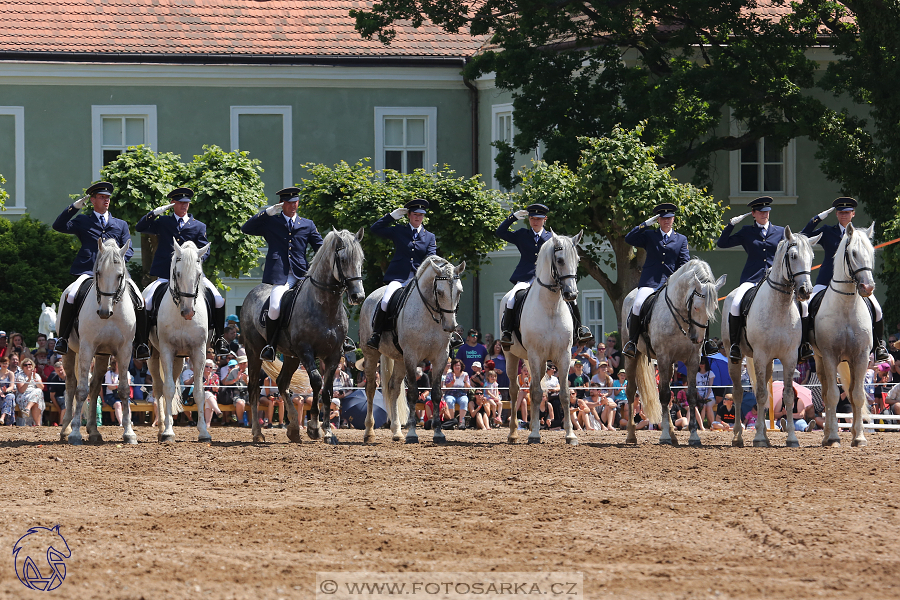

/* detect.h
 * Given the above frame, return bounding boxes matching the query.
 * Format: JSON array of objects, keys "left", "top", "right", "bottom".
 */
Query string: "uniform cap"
[
  {"left": 748, "top": 196, "right": 773, "bottom": 212},
  {"left": 276, "top": 187, "right": 302, "bottom": 202},
  {"left": 86, "top": 181, "right": 114, "bottom": 196},
  {"left": 832, "top": 197, "right": 858, "bottom": 212},
  {"left": 405, "top": 198, "right": 429, "bottom": 214},
  {"left": 527, "top": 203, "right": 549, "bottom": 217},
  {"left": 653, "top": 202, "right": 677, "bottom": 217},
  {"left": 167, "top": 187, "right": 194, "bottom": 202}
]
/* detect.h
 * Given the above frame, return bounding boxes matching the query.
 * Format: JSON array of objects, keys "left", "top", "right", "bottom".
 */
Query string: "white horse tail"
[
  {"left": 380, "top": 357, "right": 409, "bottom": 427},
  {"left": 172, "top": 385, "right": 185, "bottom": 415},
  {"left": 635, "top": 358, "right": 662, "bottom": 425},
  {"left": 837, "top": 361, "right": 870, "bottom": 417},
  {"left": 745, "top": 357, "right": 757, "bottom": 395},
  {"left": 397, "top": 378, "right": 408, "bottom": 426}
]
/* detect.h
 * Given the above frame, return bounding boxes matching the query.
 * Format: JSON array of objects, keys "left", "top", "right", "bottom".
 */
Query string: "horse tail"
[
  {"left": 380, "top": 357, "right": 409, "bottom": 427},
  {"left": 745, "top": 357, "right": 757, "bottom": 395},
  {"left": 172, "top": 385, "right": 184, "bottom": 415},
  {"left": 635, "top": 358, "right": 662, "bottom": 424},
  {"left": 836, "top": 361, "right": 870, "bottom": 417}
]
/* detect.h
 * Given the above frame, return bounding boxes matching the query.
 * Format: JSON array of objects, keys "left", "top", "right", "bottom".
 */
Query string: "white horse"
[
  {"left": 813, "top": 222, "right": 876, "bottom": 447},
  {"left": 621, "top": 259, "right": 726, "bottom": 446},
  {"left": 504, "top": 231, "right": 583, "bottom": 445},
  {"left": 359, "top": 255, "right": 465, "bottom": 444},
  {"left": 58, "top": 238, "right": 139, "bottom": 445},
  {"left": 146, "top": 240, "right": 212, "bottom": 444},
  {"left": 38, "top": 303, "right": 57, "bottom": 339},
  {"left": 723, "top": 226, "right": 820, "bottom": 448}
]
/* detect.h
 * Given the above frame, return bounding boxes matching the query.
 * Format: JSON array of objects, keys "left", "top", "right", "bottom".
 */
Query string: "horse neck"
[
  {"left": 828, "top": 239, "right": 864, "bottom": 304},
  {"left": 306, "top": 242, "right": 344, "bottom": 310}
]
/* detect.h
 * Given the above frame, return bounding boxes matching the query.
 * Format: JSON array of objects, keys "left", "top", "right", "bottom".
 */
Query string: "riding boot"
[
  {"left": 873, "top": 316, "right": 890, "bottom": 362},
  {"left": 54, "top": 299, "right": 78, "bottom": 355},
  {"left": 260, "top": 313, "right": 281, "bottom": 361},
  {"left": 133, "top": 304, "right": 151, "bottom": 360},
  {"left": 728, "top": 313, "right": 744, "bottom": 364},
  {"left": 366, "top": 305, "right": 387, "bottom": 350},
  {"left": 499, "top": 306, "right": 516, "bottom": 350},
  {"left": 212, "top": 304, "right": 230, "bottom": 356},
  {"left": 798, "top": 316, "right": 814, "bottom": 362},
  {"left": 569, "top": 301, "right": 595, "bottom": 346},
  {"left": 622, "top": 312, "right": 641, "bottom": 359},
  {"left": 449, "top": 331, "right": 464, "bottom": 350}
]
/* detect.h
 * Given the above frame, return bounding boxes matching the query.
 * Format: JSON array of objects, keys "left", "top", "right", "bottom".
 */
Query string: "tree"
[
  {"left": 298, "top": 159, "right": 508, "bottom": 295},
  {"left": 0, "top": 172, "right": 7, "bottom": 210},
  {"left": 0, "top": 215, "right": 77, "bottom": 344},
  {"left": 514, "top": 124, "right": 724, "bottom": 330}
]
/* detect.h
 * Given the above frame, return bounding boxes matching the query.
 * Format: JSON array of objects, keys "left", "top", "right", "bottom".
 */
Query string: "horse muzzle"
[
  {"left": 97, "top": 307, "right": 113, "bottom": 319},
  {"left": 562, "top": 290, "right": 578, "bottom": 302},
  {"left": 348, "top": 292, "right": 365, "bottom": 306},
  {"left": 796, "top": 285, "right": 812, "bottom": 302},
  {"left": 182, "top": 308, "right": 195, "bottom": 320},
  {"left": 859, "top": 283, "right": 875, "bottom": 297}
]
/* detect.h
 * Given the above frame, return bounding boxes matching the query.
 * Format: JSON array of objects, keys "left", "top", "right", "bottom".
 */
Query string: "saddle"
[
  {"left": 636, "top": 286, "right": 664, "bottom": 356},
  {"left": 150, "top": 282, "right": 217, "bottom": 355},
  {"left": 509, "top": 286, "right": 531, "bottom": 347},
  {"left": 259, "top": 278, "right": 306, "bottom": 335},
  {"left": 738, "top": 278, "right": 765, "bottom": 317},
  {"left": 71, "top": 276, "right": 95, "bottom": 335},
  {"left": 373, "top": 280, "right": 416, "bottom": 354}
]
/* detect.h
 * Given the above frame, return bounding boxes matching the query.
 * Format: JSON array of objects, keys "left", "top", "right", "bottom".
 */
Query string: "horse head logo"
[{"left": 13, "top": 525, "right": 70, "bottom": 591}]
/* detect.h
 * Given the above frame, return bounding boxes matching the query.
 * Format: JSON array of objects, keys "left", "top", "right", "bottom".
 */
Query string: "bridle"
[
  {"left": 309, "top": 237, "right": 363, "bottom": 295},
  {"left": 536, "top": 242, "right": 577, "bottom": 293},
  {"left": 169, "top": 253, "right": 201, "bottom": 306},
  {"left": 765, "top": 241, "right": 810, "bottom": 295},
  {"left": 94, "top": 253, "right": 126, "bottom": 306},
  {"left": 415, "top": 263, "right": 460, "bottom": 324},
  {"left": 664, "top": 285, "right": 710, "bottom": 337},
  {"left": 830, "top": 235, "right": 873, "bottom": 296}
]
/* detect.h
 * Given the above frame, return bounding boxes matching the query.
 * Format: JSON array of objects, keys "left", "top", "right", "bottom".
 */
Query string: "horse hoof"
[
  {"left": 123, "top": 435, "right": 138, "bottom": 445},
  {"left": 689, "top": 439, "right": 703, "bottom": 448},
  {"left": 363, "top": 434, "right": 376, "bottom": 444},
  {"left": 198, "top": 435, "right": 212, "bottom": 443},
  {"left": 307, "top": 427, "right": 322, "bottom": 440},
  {"left": 67, "top": 437, "right": 83, "bottom": 446},
  {"left": 851, "top": 439, "right": 867, "bottom": 448},
  {"left": 392, "top": 435, "right": 403, "bottom": 442},
  {"left": 658, "top": 438, "right": 674, "bottom": 446},
  {"left": 566, "top": 437, "right": 578, "bottom": 446},
  {"left": 59, "top": 434, "right": 68, "bottom": 443},
  {"left": 527, "top": 436, "right": 541, "bottom": 445},
  {"left": 786, "top": 439, "right": 800, "bottom": 448},
  {"left": 752, "top": 439, "right": 771, "bottom": 448},
  {"left": 507, "top": 436, "right": 518, "bottom": 444},
  {"left": 88, "top": 434, "right": 104, "bottom": 445},
  {"left": 326, "top": 436, "right": 338, "bottom": 446},
  {"left": 823, "top": 439, "right": 841, "bottom": 448},
  {"left": 253, "top": 434, "right": 265, "bottom": 443},
  {"left": 732, "top": 439, "right": 744, "bottom": 448},
  {"left": 287, "top": 428, "right": 302, "bottom": 443},
  {"left": 625, "top": 436, "right": 637, "bottom": 445},
  {"left": 405, "top": 436, "right": 419, "bottom": 444},
  {"left": 432, "top": 434, "right": 447, "bottom": 445}
]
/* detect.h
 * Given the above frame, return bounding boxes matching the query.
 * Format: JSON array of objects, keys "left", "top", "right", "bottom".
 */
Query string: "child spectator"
[
  {"left": 514, "top": 361, "right": 531, "bottom": 425},
  {"left": 484, "top": 369, "right": 502, "bottom": 427},
  {"left": 472, "top": 389, "right": 492, "bottom": 430},
  {"left": 712, "top": 393, "right": 736, "bottom": 431}
]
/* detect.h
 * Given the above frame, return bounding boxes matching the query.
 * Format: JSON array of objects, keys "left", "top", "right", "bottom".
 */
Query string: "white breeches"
[
  {"left": 143, "top": 277, "right": 223, "bottom": 310},
  {"left": 267, "top": 273, "right": 300, "bottom": 319},
  {"left": 729, "top": 282, "right": 756, "bottom": 317},
  {"left": 65, "top": 274, "right": 93, "bottom": 303},
  {"left": 800, "top": 284, "right": 881, "bottom": 320},
  {"left": 380, "top": 275, "right": 413, "bottom": 311},
  {"left": 503, "top": 280, "right": 533, "bottom": 309},
  {"left": 631, "top": 287, "right": 656, "bottom": 316}
]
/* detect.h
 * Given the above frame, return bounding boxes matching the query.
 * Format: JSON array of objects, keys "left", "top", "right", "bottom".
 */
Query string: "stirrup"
[
  {"left": 874, "top": 341, "right": 890, "bottom": 363},
  {"left": 342, "top": 337, "right": 357, "bottom": 352},
  {"left": 798, "top": 343, "right": 814, "bottom": 362},
  {"left": 702, "top": 339, "right": 719, "bottom": 356},
  {"left": 55, "top": 338, "right": 70, "bottom": 355},
  {"left": 622, "top": 340, "right": 637, "bottom": 359},
  {"left": 499, "top": 331, "right": 513, "bottom": 351},
  {"left": 135, "top": 343, "right": 151, "bottom": 360},
  {"left": 576, "top": 326, "right": 594, "bottom": 344},
  {"left": 729, "top": 344, "right": 742, "bottom": 364},
  {"left": 449, "top": 331, "right": 464, "bottom": 350},
  {"left": 260, "top": 345, "right": 276, "bottom": 362},
  {"left": 214, "top": 337, "right": 230, "bottom": 356}
]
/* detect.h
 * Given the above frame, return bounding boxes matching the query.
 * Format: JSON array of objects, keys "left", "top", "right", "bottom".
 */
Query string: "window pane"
[
  {"left": 740, "top": 165, "right": 758, "bottom": 192},
  {"left": 740, "top": 141, "right": 758, "bottom": 164},
  {"left": 763, "top": 165, "right": 783, "bottom": 192},
  {"left": 125, "top": 118, "right": 144, "bottom": 146},
  {"left": 385, "top": 150, "right": 402, "bottom": 171},
  {"left": 407, "top": 151, "right": 424, "bottom": 172},
  {"left": 763, "top": 141, "right": 783, "bottom": 164},
  {"left": 102, "top": 117, "right": 122, "bottom": 146},
  {"left": 498, "top": 114, "right": 512, "bottom": 144},
  {"left": 103, "top": 149, "right": 123, "bottom": 166},
  {"left": 384, "top": 119, "right": 404, "bottom": 146},
  {"left": 407, "top": 119, "right": 425, "bottom": 146}
]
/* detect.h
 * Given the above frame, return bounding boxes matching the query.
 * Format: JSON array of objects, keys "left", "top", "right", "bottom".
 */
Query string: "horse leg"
[
  {"left": 117, "top": 348, "right": 138, "bottom": 444},
  {"left": 752, "top": 358, "right": 772, "bottom": 447},
  {"left": 558, "top": 351, "right": 577, "bottom": 446},
  {"left": 67, "top": 355, "right": 92, "bottom": 445},
  {"left": 194, "top": 346, "right": 211, "bottom": 443},
  {"left": 58, "top": 352, "right": 77, "bottom": 442},
  {"left": 278, "top": 355, "right": 302, "bottom": 443},
  {"left": 149, "top": 353, "right": 165, "bottom": 440},
  {"left": 248, "top": 354, "right": 265, "bottom": 444},
  {"left": 728, "top": 360, "right": 745, "bottom": 447},
  {"left": 431, "top": 348, "right": 448, "bottom": 445},
  {"left": 362, "top": 350, "right": 379, "bottom": 444},
  {"left": 319, "top": 362, "right": 339, "bottom": 446},
  {"left": 848, "top": 364, "right": 869, "bottom": 447},
  {"left": 159, "top": 351, "right": 179, "bottom": 444},
  {"left": 304, "top": 352, "right": 323, "bottom": 440},
  {"left": 658, "top": 361, "right": 677, "bottom": 446},
  {"left": 625, "top": 361, "right": 638, "bottom": 445},
  {"left": 403, "top": 356, "right": 420, "bottom": 444},
  {"left": 506, "top": 355, "right": 520, "bottom": 444},
  {"left": 819, "top": 358, "right": 841, "bottom": 447},
  {"left": 685, "top": 358, "right": 702, "bottom": 447},
  {"left": 781, "top": 357, "right": 801, "bottom": 448},
  {"left": 527, "top": 356, "right": 542, "bottom": 444}
]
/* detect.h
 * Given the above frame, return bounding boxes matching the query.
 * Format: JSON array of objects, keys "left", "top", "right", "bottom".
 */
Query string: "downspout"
[{"left": 463, "top": 67, "right": 481, "bottom": 333}]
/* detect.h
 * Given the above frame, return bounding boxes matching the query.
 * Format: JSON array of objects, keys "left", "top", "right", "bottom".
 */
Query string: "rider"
[
  {"left": 801, "top": 197, "right": 890, "bottom": 362},
  {"left": 495, "top": 203, "right": 594, "bottom": 350},
  {"left": 51, "top": 181, "right": 151, "bottom": 360},
  {"left": 717, "top": 196, "right": 788, "bottom": 364},
  {"left": 366, "top": 199, "right": 463, "bottom": 350},
  {"left": 135, "top": 187, "right": 230, "bottom": 357},
  {"left": 622, "top": 203, "right": 707, "bottom": 358},
  {"left": 241, "top": 187, "right": 324, "bottom": 362}
]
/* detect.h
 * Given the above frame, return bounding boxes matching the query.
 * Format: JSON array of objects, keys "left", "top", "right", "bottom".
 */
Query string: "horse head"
[
  {"left": 425, "top": 257, "right": 465, "bottom": 333},
  {"left": 842, "top": 222, "right": 876, "bottom": 297},
  {"left": 539, "top": 230, "right": 582, "bottom": 302},
  {"left": 672, "top": 259, "right": 726, "bottom": 345},
  {"left": 94, "top": 238, "right": 129, "bottom": 319},
  {"left": 39, "top": 303, "right": 57, "bottom": 337},
  {"left": 782, "top": 226, "right": 820, "bottom": 301},
  {"left": 171, "top": 241, "right": 209, "bottom": 320},
  {"left": 340, "top": 228, "right": 366, "bottom": 305}
]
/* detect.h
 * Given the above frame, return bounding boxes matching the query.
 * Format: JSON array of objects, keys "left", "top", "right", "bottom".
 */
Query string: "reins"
[
  {"left": 830, "top": 237, "right": 873, "bottom": 296},
  {"left": 94, "top": 251, "right": 126, "bottom": 306},
  {"left": 765, "top": 241, "right": 810, "bottom": 296},
  {"left": 414, "top": 263, "right": 460, "bottom": 324},
  {"left": 664, "top": 285, "right": 710, "bottom": 337},
  {"left": 309, "top": 237, "right": 363, "bottom": 295},
  {"left": 169, "top": 253, "right": 201, "bottom": 306},
  {"left": 536, "top": 242, "right": 577, "bottom": 293}
]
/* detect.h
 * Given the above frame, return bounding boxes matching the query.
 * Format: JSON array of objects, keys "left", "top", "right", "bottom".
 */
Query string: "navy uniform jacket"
[
  {"left": 135, "top": 212, "right": 210, "bottom": 279},
  {"left": 52, "top": 204, "right": 134, "bottom": 275},
  {"left": 801, "top": 216, "right": 843, "bottom": 286},
  {"left": 495, "top": 215, "right": 552, "bottom": 284},
  {"left": 624, "top": 224, "right": 690, "bottom": 288},
  {"left": 240, "top": 211, "right": 323, "bottom": 285},
  {"left": 717, "top": 222, "right": 785, "bottom": 284},
  {"left": 370, "top": 214, "right": 437, "bottom": 282}
]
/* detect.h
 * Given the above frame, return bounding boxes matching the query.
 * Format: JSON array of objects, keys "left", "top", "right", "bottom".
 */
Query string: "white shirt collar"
[
  {"left": 93, "top": 210, "right": 110, "bottom": 222},
  {"left": 410, "top": 224, "right": 422, "bottom": 235},
  {"left": 176, "top": 214, "right": 189, "bottom": 225},
  {"left": 839, "top": 224, "right": 847, "bottom": 235},
  {"left": 284, "top": 214, "right": 295, "bottom": 226},
  {"left": 532, "top": 228, "right": 545, "bottom": 238},
  {"left": 757, "top": 222, "right": 768, "bottom": 234}
]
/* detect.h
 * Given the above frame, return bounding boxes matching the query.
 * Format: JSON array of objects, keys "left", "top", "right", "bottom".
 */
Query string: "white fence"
[{"left": 836, "top": 413, "right": 900, "bottom": 431}]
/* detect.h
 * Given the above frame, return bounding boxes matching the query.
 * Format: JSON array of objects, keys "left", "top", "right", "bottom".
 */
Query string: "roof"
[{"left": 0, "top": 1, "right": 485, "bottom": 61}]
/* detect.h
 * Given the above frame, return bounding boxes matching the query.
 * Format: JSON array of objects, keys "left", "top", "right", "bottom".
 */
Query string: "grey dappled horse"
[
  {"left": 358, "top": 255, "right": 465, "bottom": 444},
  {"left": 504, "top": 231, "right": 583, "bottom": 445},
  {"left": 58, "top": 238, "right": 138, "bottom": 445},
  {"left": 812, "top": 222, "right": 876, "bottom": 447},
  {"left": 241, "top": 228, "right": 365, "bottom": 444},
  {"left": 723, "top": 226, "right": 821, "bottom": 448},
  {"left": 621, "top": 259, "right": 726, "bottom": 446},
  {"left": 146, "top": 240, "right": 211, "bottom": 444}
]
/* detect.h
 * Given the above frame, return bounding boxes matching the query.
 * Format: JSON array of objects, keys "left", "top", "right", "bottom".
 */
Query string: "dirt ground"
[{"left": 1, "top": 424, "right": 899, "bottom": 599}]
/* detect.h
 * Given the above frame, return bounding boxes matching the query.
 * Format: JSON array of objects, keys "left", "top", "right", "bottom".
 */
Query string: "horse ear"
[
  {"left": 846, "top": 222, "right": 855, "bottom": 236},
  {"left": 332, "top": 226, "right": 338, "bottom": 233},
  {"left": 97, "top": 237, "right": 104, "bottom": 251},
  {"left": 783, "top": 225, "right": 793, "bottom": 239},
  {"left": 198, "top": 243, "right": 211, "bottom": 259},
  {"left": 355, "top": 227, "right": 365, "bottom": 242},
  {"left": 42, "top": 302, "right": 46, "bottom": 310},
  {"left": 120, "top": 239, "right": 131, "bottom": 258},
  {"left": 51, "top": 303, "right": 56, "bottom": 312},
  {"left": 715, "top": 274, "right": 727, "bottom": 291},
  {"left": 173, "top": 241, "right": 183, "bottom": 258},
  {"left": 455, "top": 261, "right": 466, "bottom": 276},
  {"left": 571, "top": 229, "right": 583, "bottom": 245},
  {"left": 866, "top": 221, "right": 876, "bottom": 239},
  {"left": 808, "top": 232, "right": 823, "bottom": 246}
]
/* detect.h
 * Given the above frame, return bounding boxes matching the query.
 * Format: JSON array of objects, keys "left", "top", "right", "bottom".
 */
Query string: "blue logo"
[{"left": 13, "top": 525, "right": 70, "bottom": 591}]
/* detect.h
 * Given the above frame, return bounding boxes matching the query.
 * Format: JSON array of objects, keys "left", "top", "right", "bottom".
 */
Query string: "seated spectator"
[
  {"left": 8, "top": 332, "right": 33, "bottom": 363},
  {"left": 774, "top": 383, "right": 809, "bottom": 433},
  {"left": 514, "top": 361, "right": 531, "bottom": 425},
  {"left": 567, "top": 389, "right": 583, "bottom": 431},
  {"left": 16, "top": 357, "right": 45, "bottom": 426},
  {"left": 443, "top": 358, "right": 471, "bottom": 430},
  {"left": 469, "top": 361, "right": 485, "bottom": 389},
  {"left": 538, "top": 392, "right": 554, "bottom": 430},
  {"left": 484, "top": 369, "right": 502, "bottom": 427},
  {"left": 0, "top": 356, "right": 15, "bottom": 425},
  {"left": 415, "top": 365, "right": 431, "bottom": 425},
  {"left": 744, "top": 403, "right": 758, "bottom": 430},
  {"left": 102, "top": 358, "right": 132, "bottom": 427},
  {"left": 129, "top": 357, "right": 149, "bottom": 402},
  {"left": 568, "top": 360, "right": 589, "bottom": 400},
  {"left": 220, "top": 356, "right": 249, "bottom": 426},
  {"left": 291, "top": 392, "right": 314, "bottom": 428},
  {"left": 44, "top": 360, "right": 66, "bottom": 426},
  {"left": 260, "top": 375, "right": 284, "bottom": 429},
  {"left": 541, "top": 363, "right": 562, "bottom": 428},
  {"left": 424, "top": 394, "right": 451, "bottom": 428},
  {"left": 620, "top": 394, "right": 649, "bottom": 430},
  {"left": 585, "top": 383, "right": 616, "bottom": 430},
  {"left": 329, "top": 397, "right": 341, "bottom": 429},
  {"left": 33, "top": 347, "right": 53, "bottom": 382},
  {"left": 612, "top": 369, "right": 627, "bottom": 405},
  {"left": 201, "top": 359, "right": 223, "bottom": 427},
  {"left": 471, "top": 389, "right": 492, "bottom": 430},
  {"left": 712, "top": 393, "right": 736, "bottom": 431},
  {"left": 696, "top": 359, "right": 716, "bottom": 428},
  {"left": 668, "top": 394, "right": 689, "bottom": 431}
]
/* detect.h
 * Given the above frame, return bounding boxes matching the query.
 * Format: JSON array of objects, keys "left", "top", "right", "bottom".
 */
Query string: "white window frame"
[
  {"left": 582, "top": 289, "right": 606, "bottom": 344},
  {"left": 728, "top": 110, "right": 796, "bottom": 205},
  {"left": 230, "top": 106, "right": 293, "bottom": 188},
  {"left": 91, "top": 105, "right": 157, "bottom": 180},
  {"left": 374, "top": 107, "right": 437, "bottom": 173},
  {"left": 0, "top": 106, "right": 25, "bottom": 214},
  {"left": 491, "top": 103, "right": 514, "bottom": 190}
]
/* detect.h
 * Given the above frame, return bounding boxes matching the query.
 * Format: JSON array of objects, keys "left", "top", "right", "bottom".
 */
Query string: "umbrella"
[
  {"left": 341, "top": 389, "right": 387, "bottom": 430},
  {"left": 674, "top": 353, "right": 733, "bottom": 387},
  {"left": 771, "top": 380, "right": 812, "bottom": 414}
]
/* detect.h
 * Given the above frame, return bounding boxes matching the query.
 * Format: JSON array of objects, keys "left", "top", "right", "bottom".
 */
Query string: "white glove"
[
  {"left": 73, "top": 196, "right": 87, "bottom": 209},
  {"left": 265, "top": 203, "right": 284, "bottom": 217},
  {"left": 729, "top": 212, "right": 750, "bottom": 226},
  {"left": 817, "top": 207, "right": 835, "bottom": 220},
  {"left": 390, "top": 208, "right": 408, "bottom": 220},
  {"left": 514, "top": 209, "right": 529, "bottom": 220},
  {"left": 152, "top": 203, "right": 174, "bottom": 216},
  {"left": 644, "top": 214, "right": 659, "bottom": 226}
]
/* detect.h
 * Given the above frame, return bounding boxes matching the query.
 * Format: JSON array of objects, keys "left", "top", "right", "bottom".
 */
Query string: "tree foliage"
[
  {"left": 298, "top": 159, "right": 508, "bottom": 295},
  {"left": 0, "top": 215, "right": 76, "bottom": 344},
  {"left": 0, "top": 172, "right": 7, "bottom": 210},
  {"left": 514, "top": 125, "right": 724, "bottom": 326}
]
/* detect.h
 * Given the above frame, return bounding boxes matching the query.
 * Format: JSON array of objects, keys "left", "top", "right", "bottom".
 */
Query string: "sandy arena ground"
[{"left": 0, "top": 424, "right": 898, "bottom": 599}]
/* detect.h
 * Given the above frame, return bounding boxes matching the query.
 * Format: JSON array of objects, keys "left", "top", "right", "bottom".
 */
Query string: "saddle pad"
[
  {"left": 259, "top": 279, "right": 306, "bottom": 330},
  {"left": 739, "top": 279, "right": 765, "bottom": 317},
  {"left": 807, "top": 288, "right": 826, "bottom": 323},
  {"left": 375, "top": 281, "right": 416, "bottom": 354},
  {"left": 510, "top": 286, "right": 531, "bottom": 344},
  {"left": 71, "top": 277, "right": 95, "bottom": 333},
  {"left": 639, "top": 286, "right": 664, "bottom": 330}
]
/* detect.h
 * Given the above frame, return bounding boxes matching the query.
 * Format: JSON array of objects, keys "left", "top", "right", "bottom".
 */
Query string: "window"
[
  {"left": 491, "top": 103, "right": 514, "bottom": 190},
  {"left": 91, "top": 106, "right": 157, "bottom": 180},
  {"left": 582, "top": 290, "right": 606, "bottom": 344},
  {"left": 230, "top": 106, "right": 293, "bottom": 188},
  {"left": 728, "top": 110, "right": 796, "bottom": 204},
  {"left": 0, "top": 106, "right": 25, "bottom": 214},
  {"left": 374, "top": 107, "right": 437, "bottom": 173}
]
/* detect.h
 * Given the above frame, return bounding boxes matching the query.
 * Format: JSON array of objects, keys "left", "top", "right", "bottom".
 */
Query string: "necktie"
[
  {"left": 99, "top": 215, "right": 106, "bottom": 229},
  {"left": 663, "top": 234, "right": 669, "bottom": 244},
  {"left": 177, "top": 218, "right": 184, "bottom": 231},
  {"left": 413, "top": 230, "right": 419, "bottom": 242}
]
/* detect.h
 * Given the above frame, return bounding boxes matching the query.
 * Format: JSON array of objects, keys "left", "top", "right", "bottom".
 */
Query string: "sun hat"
[
  {"left": 472, "top": 361, "right": 482, "bottom": 369},
  {"left": 227, "top": 359, "right": 238, "bottom": 367},
  {"left": 237, "top": 356, "right": 248, "bottom": 364}
]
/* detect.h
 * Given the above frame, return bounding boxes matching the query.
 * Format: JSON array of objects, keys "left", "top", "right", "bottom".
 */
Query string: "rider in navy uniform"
[
  {"left": 802, "top": 197, "right": 890, "bottom": 362},
  {"left": 241, "top": 187, "right": 324, "bottom": 361},
  {"left": 717, "top": 196, "right": 788, "bottom": 363},
  {"left": 52, "top": 181, "right": 151, "bottom": 359},
  {"left": 495, "top": 203, "right": 593, "bottom": 349},
  {"left": 366, "top": 199, "right": 463, "bottom": 349},
  {"left": 135, "top": 187, "right": 230, "bottom": 356},
  {"left": 622, "top": 203, "right": 703, "bottom": 358}
]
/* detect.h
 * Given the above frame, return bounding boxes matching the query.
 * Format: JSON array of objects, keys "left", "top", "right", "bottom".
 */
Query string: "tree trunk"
[{"left": 579, "top": 237, "right": 643, "bottom": 339}]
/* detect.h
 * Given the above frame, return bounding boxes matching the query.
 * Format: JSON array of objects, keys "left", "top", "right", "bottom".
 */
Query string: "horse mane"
[
  {"left": 95, "top": 238, "right": 125, "bottom": 272},
  {"left": 669, "top": 258, "right": 718, "bottom": 321},
  {"left": 415, "top": 254, "right": 452, "bottom": 278},
  {"left": 307, "top": 229, "right": 363, "bottom": 274}
]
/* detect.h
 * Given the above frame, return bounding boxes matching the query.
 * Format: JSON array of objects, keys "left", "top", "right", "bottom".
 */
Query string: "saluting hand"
[
  {"left": 513, "top": 209, "right": 529, "bottom": 220},
  {"left": 643, "top": 214, "right": 659, "bottom": 226},
  {"left": 73, "top": 196, "right": 88, "bottom": 209},
  {"left": 390, "top": 207, "right": 409, "bottom": 220},
  {"left": 817, "top": 207, "right": 835, "bottom": 220},
  {"left": 152, "top": 203, "right": 175, "bottom": 216},
  {"left": 265, "top": 203, "right": 284, "bottom": 216},
  {"left": 729, "top": 212, "right": 750, "bottom": 226}
]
